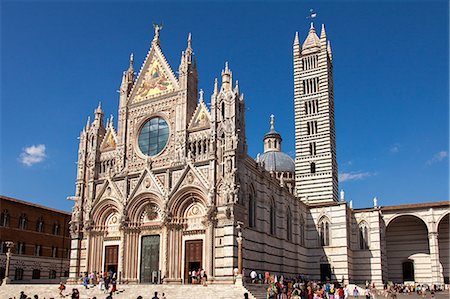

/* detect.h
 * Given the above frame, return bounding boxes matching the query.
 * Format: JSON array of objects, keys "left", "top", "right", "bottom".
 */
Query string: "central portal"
[
  {"left": 140, "top": 235, "right": 160, "bottom": 283},
  {"left": 184, "top": 239, "right": 203, "bottom": 283}
]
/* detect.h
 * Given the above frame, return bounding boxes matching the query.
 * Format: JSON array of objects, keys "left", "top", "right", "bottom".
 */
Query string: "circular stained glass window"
[{"left": 138, "top": 117, "right": 169, "bottom": 156}]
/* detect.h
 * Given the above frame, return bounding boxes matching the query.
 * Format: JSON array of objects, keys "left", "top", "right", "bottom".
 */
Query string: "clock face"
[{"left": 137, "top": 117, "right": 169, "bottom": 156}]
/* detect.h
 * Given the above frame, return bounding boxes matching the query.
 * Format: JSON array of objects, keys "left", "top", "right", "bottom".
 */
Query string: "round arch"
[
  {"left": 385, "top": 213, "right": 429, "bottom": 232},
  {"left": 168, "top": 186, "right": 208, "bottom": 218},
  {"left": 386, "top": 214, "right": 430, "bottom": 284},
  {"left": 126, "top": 192, "right": 164, "bottom": 224},
  {"left": 91, "top": 198, "right": 121, "bottom": 227},
  {"left": 437, "top": 213, "right": 449, "bottom": 283}
]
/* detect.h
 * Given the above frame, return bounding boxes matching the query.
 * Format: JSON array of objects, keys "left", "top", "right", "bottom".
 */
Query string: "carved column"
[{"left": 2, "top": 241, "right": 14, "bottom": 285}]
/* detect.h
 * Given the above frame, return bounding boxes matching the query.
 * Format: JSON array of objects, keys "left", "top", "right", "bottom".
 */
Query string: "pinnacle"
[{"left": 294, "top": 32, "right": 299, "bottom": 45}]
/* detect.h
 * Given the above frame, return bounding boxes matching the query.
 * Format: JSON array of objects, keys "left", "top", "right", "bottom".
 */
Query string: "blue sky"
[{"left": 1, "top": 1, "right": 448, "bottom": 212}]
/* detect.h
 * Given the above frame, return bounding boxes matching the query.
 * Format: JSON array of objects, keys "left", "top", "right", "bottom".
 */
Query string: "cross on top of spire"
[{"left": 270, "top": 114, "right": 275, "bottom": 130}]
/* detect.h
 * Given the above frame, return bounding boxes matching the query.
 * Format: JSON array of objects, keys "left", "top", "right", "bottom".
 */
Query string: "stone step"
[{"left": 0, "top": 284, "right": 256, "bottom": 299}]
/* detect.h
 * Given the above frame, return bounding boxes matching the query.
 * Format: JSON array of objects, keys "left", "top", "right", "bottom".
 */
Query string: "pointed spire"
[
  {"left": 129, "top": 53, "right": 134, "bottom": 69},
  {"left": 234, "top": 80, "right": 239, "bottom": 93},
  {"left": 86, "top": 116, "right": 91, "bottom": 130},
  {"left": 199, "top": 89, "right": 204, "bottom": 103},
  {"left": 187, "top": 32, "right": 192, "bottom": 50},
  {"left": 310, "top": 22, "right": 315, "bottom": 31},
  {"left": 320, "top": 24, "right": 326, "bottom": 38},
  {"left": 294, "top": 31, "right": 299, "bottom": 45},
  {"left": 270, "top": 114, "right": 275, "bottom": 130},
  {"left": 214, "top": 78, "right": 218, "bottom": 94},
  {"left": 221, "top": 62, "right": 232, "bottom": 91},
  {"left": 95, "top": 102, "right": 103, "bottom": 114},
  {"left": 109, "top": 114, "right": 114, "bottom": 127}
]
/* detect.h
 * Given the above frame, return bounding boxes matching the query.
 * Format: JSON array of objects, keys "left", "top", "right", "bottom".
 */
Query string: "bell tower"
[{"left": 293, "top": 23, "right": 338, "bottom": 204}]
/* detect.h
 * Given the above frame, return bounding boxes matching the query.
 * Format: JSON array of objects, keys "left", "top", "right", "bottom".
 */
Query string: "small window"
[
  {"left": 286, "top": 207, "right": 292, "bottom": 242},
  {"left": 300, "top": 216, "right": 306, "bottom": 246},
  {"left": 35, "top": 244, "right": 42, "bottom": 256},
  {"left": 52, "top": 246, "right": 58, "bottom": 258},
  {"left": 221, "top": 101, "right": 226, "bottom": 119},
  {"left": 49, "top": 270, "right": 57, "bottom": 279},
  {"left": 32, "top": 269, "right": 41, "bottom": 279},
  {"left": 319, "top": 218, "right": 331, "bottom": 246},
  {"left": 270, "top": 199, "right": 276, "bottom": 236},
  {"left": 0, "top": 210, "right": 9, "bottom": 227},
  {"left": 16, "top": 242, "right": 25, "bottom": 255},
  {"left": 36, "top": 218, "right": 44, "bottom": 233},
  {"left": 53, "top": 223, "right": 60, "bottom": 235},
  {"left": 248, "top": 191, "right": 256, "bottom": 228},
  {"left": 309, "top": 142, "right": 316, "bottom": 156},
  {"left": 359, "top": 222, "right": 370, "bottom": 250},
  {"left": 310, "top": 162, "right": 316, "bottom": 174},
  {"left": 14, "top": 268, "right": 24, "bottom": 280},
  {"left": 18, "top": 214, "right": 28, "bottom": 230}
]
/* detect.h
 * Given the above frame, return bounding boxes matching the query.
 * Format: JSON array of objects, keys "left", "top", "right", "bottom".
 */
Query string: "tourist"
[
  {"left": 364, "top": 288, "right": 370, "bottom": 299},
  {"left": 250, "top": 269, "right": 257, "bottom": 283},
  {"left": 152, "top": 291, "right": 160, "bottom": 299},
  {"left": 343, "top": 285, "right": 349, "bottom": 299},
  {"left": 83, "top": 274, "right": 89, "bottom": 289},
  {"left": 202, "top": 270, "right": 208, "bottom": 286},
  {"left": 161, "top": 293, "right": 167, "bottom": 299},
  {"left": 111, "top": 276, "right": 117, "bottom": 293},
  {"left": 106, "top": 291, "right": 113, "bottom": 299},
  {"left": 265, "top": 271, "right": 270, "bottom": 284},
  {"left": 354, "top": 287, "right": 359, "bottom": 298},
  {"left": 71, "top": 288, "right": 80, "bottom": 299},
  {"left": 191, "top": 269, "right": 197, "bottom": 284},
  {"left": 105, "top": 274, "right": 110, "bottom": 291},
  {"left": 59, "top": 281, "right": 66, "bottom": 297}
]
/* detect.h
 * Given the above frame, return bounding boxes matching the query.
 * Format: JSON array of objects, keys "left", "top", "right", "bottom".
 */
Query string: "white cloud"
[
  {"left": 339, "top": 171, "right": 373, "bottom": 182},
  {"left": 390, "top": 144, "right": 400, "bottom": 153},
  {"left": 426, "top": 151, "right": 448, "bottom": 165},
  {"left": 19, "top": 144, "right": 47, "bottom": 166}
]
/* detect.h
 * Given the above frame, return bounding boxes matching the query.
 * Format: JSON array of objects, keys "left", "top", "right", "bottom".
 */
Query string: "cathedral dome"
[
  {"left": 258, "top": 151, "right": 295, "bottom": 173},
  {"left": 256, "top": 114, "right": 295, "bottom": 173}
]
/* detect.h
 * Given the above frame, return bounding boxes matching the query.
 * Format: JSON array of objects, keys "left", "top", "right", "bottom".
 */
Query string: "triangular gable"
[
  {"left": 169, "top": 163, "right": 209, "bottom": 197},
  {"left": 94, "top": 179, "right": 123, "bottom": 205},
  {"left": 129, "top": 43, "right": 179, "bottom": 104},
  {"left": 100, "top": 126, "right": 118, "bottom": 151},
  {"left": 128, "top": 168, "right": 166, "bottom": 200},
  {"left": 188, "top": 101, "right": 211, "bottom": 131}
]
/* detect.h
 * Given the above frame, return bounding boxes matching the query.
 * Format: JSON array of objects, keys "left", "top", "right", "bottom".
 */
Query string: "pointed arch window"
[
  {"left": 248, "top": 187, "right": 256, "bottom": 228},
  {"left": 319, "top": 217, "right": 330, "bottom": 246},
  {"left": 300, "top": 215, "right": 306, "bottom": 246},
  {"left": 310, "top": 162, "right": 316, "bottom": 174},
  {"left": 270, "top": 198, "right": 276, "bottom": 236},
  {"left": 0, "top": 210, "right": 9, "bottom": 227},
  {"left": 53, "top": 222, "right": 60, "bottom": 235},
  {"left": 286, "top": 206, "right": 292, "bottom": 241},
  {"left": 359, "top": 221, "right": 370, "bottom": 250}
]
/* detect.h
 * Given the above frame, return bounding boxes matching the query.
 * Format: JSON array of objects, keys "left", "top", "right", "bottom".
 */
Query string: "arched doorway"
[
  {"left": 386, "top": 215, "right": 430, "bottom": 283},
  {"left": 438, "top": 214, "right": 449, "bottom": 283}
]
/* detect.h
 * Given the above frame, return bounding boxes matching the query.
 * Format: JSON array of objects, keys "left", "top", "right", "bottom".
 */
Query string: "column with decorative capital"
[{"left": 2, "top": 241, "right": 14, "bottom": 285}]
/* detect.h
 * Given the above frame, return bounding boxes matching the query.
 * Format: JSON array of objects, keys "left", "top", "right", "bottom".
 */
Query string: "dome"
[{"left": 257, "top": 151, "right": 295, "bottom": 173}]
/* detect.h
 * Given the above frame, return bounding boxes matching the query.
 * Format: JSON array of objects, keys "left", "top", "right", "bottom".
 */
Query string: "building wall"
[{"left": 0, "top": 196, "right": 71, "bottom": 283}]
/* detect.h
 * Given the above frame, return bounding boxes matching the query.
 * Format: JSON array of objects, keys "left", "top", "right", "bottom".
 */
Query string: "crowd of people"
[
  {"left": 189, "top": 268, "right": 208, "bottom": 286},
  {"left": 246, "top": 270, "right": 447, "bottom": 299}
]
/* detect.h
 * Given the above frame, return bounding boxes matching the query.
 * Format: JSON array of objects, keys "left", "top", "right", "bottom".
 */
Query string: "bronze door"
[
  {"left": 104, "top": 245, "right": 119, "bottom": 274},
  {"left": 184, "top": 239, "right": 203, "bottom": 283},
  {"left": 140, "top": 235, "right": 160, "bottom": 283}
]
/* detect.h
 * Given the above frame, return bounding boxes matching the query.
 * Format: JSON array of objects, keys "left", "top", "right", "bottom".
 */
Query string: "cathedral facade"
[{"left": 68, "top": 24, "right": 449, "bottom": 286}]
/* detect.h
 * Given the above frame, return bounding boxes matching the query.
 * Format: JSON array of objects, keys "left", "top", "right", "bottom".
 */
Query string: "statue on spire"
[
  {"left": 270, "top": 114, "right": 275, "bottom": 130},
  {"left": 153, "top": 22, "right": 163, "bottom": 43}
]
